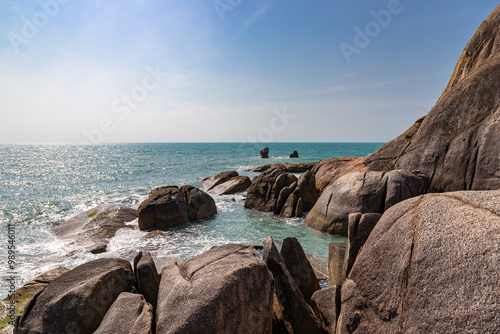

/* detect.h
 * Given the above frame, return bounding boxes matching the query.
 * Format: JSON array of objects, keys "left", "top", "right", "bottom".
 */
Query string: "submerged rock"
[
  {"left": 156, "top": 244, "right": 274, "bottom": 334},
  {"left": 138, "top": 185, "right": 216, "bottom": 230},
  {"left": 337, "top": 190, "right": 500, "bottom": 333},
  {"left": 52, "top": 204, "right": 138, "bottom": 253}
]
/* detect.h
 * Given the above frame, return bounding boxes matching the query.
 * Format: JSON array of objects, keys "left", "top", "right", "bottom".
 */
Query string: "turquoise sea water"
[{"left": 0, "top": 142, "right": 383, "bottom": 298}]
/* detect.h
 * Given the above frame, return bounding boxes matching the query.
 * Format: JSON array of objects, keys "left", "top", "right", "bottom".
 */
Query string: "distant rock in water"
[
  {"left": 51, "top": 204, "right": 138, "bottom": 254},
  {"left": 260, "top": 147, "right": 269, "bottom": 158},
  {"left": 289, "top": 150, "right": 299, "bottom": 158},
  {"left": 138, "top": 185, "right": 217, "bottom": 230}
]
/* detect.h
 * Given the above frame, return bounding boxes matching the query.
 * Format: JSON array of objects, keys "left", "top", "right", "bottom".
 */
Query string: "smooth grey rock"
[
  {"left": 210, "top": 175, "right": 252, "bottom": 195},
  {"left": 203, "top": 171, "right": 239, "bottom": 191}
]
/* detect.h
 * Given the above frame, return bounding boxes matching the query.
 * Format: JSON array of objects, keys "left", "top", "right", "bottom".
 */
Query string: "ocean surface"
[{"left": 0, "top": 142, "right": 383, "bottom": 298}]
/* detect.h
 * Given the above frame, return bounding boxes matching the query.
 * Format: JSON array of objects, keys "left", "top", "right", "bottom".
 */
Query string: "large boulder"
[
  {"left": 210, "top": 175, "right": 252, "bottom": 195},
  {"left": 263, "top": 237, "right": 325, "bottom": 334},
  {"left": 16, "top": 258, "right": 135, "bottom": 334},
  {"left": 93, "top": 292, "right": 153, "bottom": 334},
  {"left": 365, "top": 5, "right": 500, "bottom": 192},
  {"left": 138, "top": 185, "right": 216, "bottom": 230},
  {"left": 133, "top": 251, "right": 160, "bottom": 311},
  {"left": 156, "top": 244, "right": 274, "bottom": 334},
  {"left": 52, "top": 204, "right": 137, "bottom": 253},
  {"left": 0, "top": 268, "right": 69, "bottom": 334},
  {"left": 312, "top": 157, "right": 366, "bottom": 192},
  {"left": 280, "top": 237, "right": 320, "bottom": 306},
  {"left": 337, "top": 190, "right": 500, "bottom": 334},
  {"left": 244, "top": 165, "right": 298, "bottom": 213},
  {"left": 304, "top": 170, "right": 427, "bottom": 235}
]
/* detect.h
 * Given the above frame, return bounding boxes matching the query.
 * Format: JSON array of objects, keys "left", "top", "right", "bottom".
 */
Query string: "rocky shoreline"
[{"left": 4, "top": 4, "right": 500, "bottom": 334}]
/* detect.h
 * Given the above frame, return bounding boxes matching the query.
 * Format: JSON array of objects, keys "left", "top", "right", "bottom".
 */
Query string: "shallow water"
[{"left": 0, "top": 142, "right": 383, "bottom": 298}]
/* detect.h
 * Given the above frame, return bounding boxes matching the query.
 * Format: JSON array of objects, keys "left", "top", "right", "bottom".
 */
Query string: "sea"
[{"left": 0, "top": 142, "right": 383, "bottom": 298}]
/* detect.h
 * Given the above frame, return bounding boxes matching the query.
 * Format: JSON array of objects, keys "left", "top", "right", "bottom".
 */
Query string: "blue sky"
[{"left": 0, "top": 0, "right": 498, "bottom": 143}]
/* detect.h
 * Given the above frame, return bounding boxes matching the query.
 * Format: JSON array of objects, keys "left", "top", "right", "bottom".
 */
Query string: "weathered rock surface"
[
  {"left": 16, "top": 258, "right": 135, "bottom": 334},
  {"left": 365, "top": 5, "right": 500, "bottom": 192},
  {"left": 312, "top": 157, "right": 366, "bottom": 192},
  {"left": 263, "top": 237, "right": 325, "bottom": 334},
  {"left": 134, "top": 251, "right": 160, "bottom": 311},
  {"left": 202, "top": 171, "right": 239, "bottom": 191},
  {"left": 244, "top": 165, "right": 298, "bottom": 213},
  {"left": 328, "top": 243, "right": 346, "bottom": 288},
  {"left": 261, "top": 147, "right": 270, "bottom": 158},
  {"left": 289, "top": 151, "right": 299, "bottom": 158},
  {"left": 280, "top": 237, "right": 320, "bottom": 306},
  {"left": 244, "top": 162, "right": 317, "bottom": 173},
  {"left": 337, "top": 190, "right": 500, "bottom": 334},
  {"left": 311, "top": 286, "right": 341, "bottom": 334},
  {"left": 0, "top": 268, "right": 69, "bottom": 334},
  {"left": 304, "top": 170, "right": 427, "bottom": 235},
  {"left": 52, "top": 204, "right": 137, "bottom": 253},
  {"left": 280, "top": 170, "right": 319, "bottom": 218},
  {"left": 156, "top": 244, "right": 274, "bottom": 334},
  {"left": 210, "top": 175, "right": 252, "bottom": 195},
  {"left": 342, "top": 213, "right": 381, "bottom": 281},
  {"left": 93, "top": 292, "right": 153, "bottom": 334},
  {"left": 138, "top": 185, "right": 216, "bottom": 230}
]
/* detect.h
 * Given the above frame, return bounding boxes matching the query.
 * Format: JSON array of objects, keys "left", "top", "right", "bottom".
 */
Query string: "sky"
[{"left": 0, "top": 0, "right": 498, "bottom": 143}]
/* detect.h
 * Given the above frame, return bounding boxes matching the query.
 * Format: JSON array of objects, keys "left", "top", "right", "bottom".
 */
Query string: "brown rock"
[
  {"left": 342, "top": 213, "right": 381, "bottom": 281},
  {"left": 261, "top": 147, "right": 270, "bottom": 158},
  {"left": 263, "top": 237, "right": 325, "bottom": 334},
  {"left": 133, "top": 251, "right": 160, "bottom": 311},
  {"left": 280, "top": 237, "right": 321, "bottom": 306},
  {"left": 337, "top": 190, "right": 500, "bottom": 333},
  {"left": 138, "top": 186, "right": 216, "bottom": 230},
  {"left": 156, "top": 244, "right": 274, "bottom": 334},
  {"left": 203, "top": 171, "right": 239, "bottom": 191},
  {"left": 16, "top": 258, "right": 135, "bottom": 334},
  {"left": 244, "top": 165, "right": 297, "bottom": 213},
  {"left": 328, "top": 243, "right": 346, "bottom": 287},
  {"left": 210, "top": 175, "right": 252, "bottom": 195},
  {"left": 93, "top": 292, "right": 153, "bottom": 334},
  {"left": 244, "top": 162, "right": 317, "bottom": 173},
  {"left": 311, "top": 286, "right": 341, "bottom": 334}
]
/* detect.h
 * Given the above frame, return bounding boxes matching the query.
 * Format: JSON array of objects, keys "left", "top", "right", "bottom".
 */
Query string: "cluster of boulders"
[
  {"left": 13, "top": 237, "right": 333, "bottom": 334},
  {"left": 244, "top": 165, "right": 319, "bottom": 218}
]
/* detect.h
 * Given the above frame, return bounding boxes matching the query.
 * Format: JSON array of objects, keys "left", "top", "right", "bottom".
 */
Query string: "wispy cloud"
[{"left": 240, "top": 4, "right": 271, "bottom": 32}]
